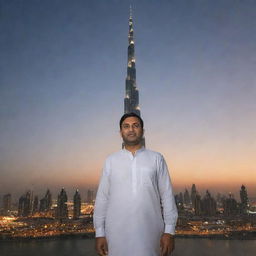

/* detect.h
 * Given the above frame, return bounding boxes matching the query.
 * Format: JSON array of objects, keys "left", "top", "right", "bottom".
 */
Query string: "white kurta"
[{"left": 93, "top": 147, "right": 178, "bottom": 256}]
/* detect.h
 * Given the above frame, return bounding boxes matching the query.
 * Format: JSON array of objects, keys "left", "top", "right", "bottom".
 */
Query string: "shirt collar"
[{"left": 122, "top": 146, "right": 145, "bottom": 156}]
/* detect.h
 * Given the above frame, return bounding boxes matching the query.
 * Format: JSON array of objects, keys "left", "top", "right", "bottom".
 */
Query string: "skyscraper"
[
  {"left": 73, "top": 189, "right": 81, "bottom": 219},
  {"left": 124, "top": 8, "right": 140, "bottom": 116},
  {"left": 201, "top": 190, "right": 217, "bottom": 216},
  {"left": 56, "top": 188, "right": 68, "bottom": 219},
  {"left": 3, "top": 194, "right": 11, "bottom": 216},
  {"left": 18, "top": 190, "right": 32, "bottom": 217},
  {"left": 183, "top": 188, "right": 191, "bottom": 205},
  {"left": 224, "top": 193, "right": 238, "bottom": 217},
  {"left": 240, "top": 184, "right": 249, "bottom": 214},
  {"left": 191, "top": 184, "right": 197, "bottom": 208},
  {"left": 194, "top": 192, "right": 202, "bottom": 216},
  {"left": 18, "top": 195, "right": 26, "bottom": 217},
  {"left": 32, "top": 195, "right": 39, "bottom": 214},
  {"left": 123, "top": 8, "right": 145, "bottom": 147},
  {"left": 87, "top": 189, "right": 94, "bottom": 203},
  {"left": 39, "top": 189, "right": 52, "bottom": 212}
]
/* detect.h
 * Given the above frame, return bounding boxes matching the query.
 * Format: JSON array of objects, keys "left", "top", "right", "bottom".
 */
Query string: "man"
[{"left": 93, "top": 113, "right": 178, "bottom": 256}]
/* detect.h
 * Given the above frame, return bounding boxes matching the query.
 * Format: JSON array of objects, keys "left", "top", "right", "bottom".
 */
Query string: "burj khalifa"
[{"left": 124, "top": 8, "right": 141, "bottom": 116}]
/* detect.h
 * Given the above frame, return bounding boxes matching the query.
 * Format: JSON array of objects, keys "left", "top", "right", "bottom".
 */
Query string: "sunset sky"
[{"left": 1, "top": 0, "right": 255, "bottom": 202}]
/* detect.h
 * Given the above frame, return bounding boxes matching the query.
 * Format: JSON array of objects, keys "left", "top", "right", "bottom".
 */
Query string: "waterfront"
[{"left": 1, "top": 237, "right": 256, "bottom": 256}]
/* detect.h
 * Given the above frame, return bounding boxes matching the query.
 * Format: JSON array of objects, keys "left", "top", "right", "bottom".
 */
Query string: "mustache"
[{"left": 127, "top": 132, "right": 136, "bottom": 136}]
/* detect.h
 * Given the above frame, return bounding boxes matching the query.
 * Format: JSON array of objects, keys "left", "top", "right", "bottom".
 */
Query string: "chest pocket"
[{"left": 140, "top": 167, "right": 156, "bottom": 186}]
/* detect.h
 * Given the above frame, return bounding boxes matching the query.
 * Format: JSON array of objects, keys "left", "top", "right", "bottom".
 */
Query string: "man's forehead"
[{"left": 122, "top": 116, "right": 140, "bottom": 123}]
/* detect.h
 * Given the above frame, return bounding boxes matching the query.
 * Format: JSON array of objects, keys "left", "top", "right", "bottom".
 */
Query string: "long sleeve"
[
  {"left": 157, "top": 155, "right": 178, "bottom": 235},
  {"left": 93, "top": 159, "right": 111, "bottom": 237}
]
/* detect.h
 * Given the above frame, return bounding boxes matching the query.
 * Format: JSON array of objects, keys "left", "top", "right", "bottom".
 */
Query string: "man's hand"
[
  {"left": 160, "top": 233, "right": 175, "bottom": 256},
  {"left": 95, "top": 237, "right": 108, "bottom": 256}
]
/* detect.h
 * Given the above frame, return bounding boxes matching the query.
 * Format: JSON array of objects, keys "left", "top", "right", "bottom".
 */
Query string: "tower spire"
[
  {"left": 129, "top": 5, "right": 132, "bottom": 19},
  {"left": 124, "top": 7, "right": 140, "bottom": 116}
]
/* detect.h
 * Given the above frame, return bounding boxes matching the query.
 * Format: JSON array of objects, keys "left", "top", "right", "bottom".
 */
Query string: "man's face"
[{"left": 120, "top": 116, "right": 144, "bottom": 146}]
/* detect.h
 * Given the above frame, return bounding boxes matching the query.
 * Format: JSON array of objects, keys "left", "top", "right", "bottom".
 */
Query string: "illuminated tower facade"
[{"left": 124, "top": 8, "right": 140, "bottom": 116}]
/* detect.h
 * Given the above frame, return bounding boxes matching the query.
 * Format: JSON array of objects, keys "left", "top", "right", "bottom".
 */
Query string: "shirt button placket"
[{"left": 131, "top": 155, "right": 137, "bottom": 195}]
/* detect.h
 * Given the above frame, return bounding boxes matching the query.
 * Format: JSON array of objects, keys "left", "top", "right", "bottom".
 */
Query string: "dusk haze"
[{"left": 1, "top": 0, "right": 255, "bottom": 203}]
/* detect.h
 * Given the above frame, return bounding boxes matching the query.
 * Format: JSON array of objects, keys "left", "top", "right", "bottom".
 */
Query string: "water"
[{"left": 1, "top": 238, "right": 256, "bottom": 256}]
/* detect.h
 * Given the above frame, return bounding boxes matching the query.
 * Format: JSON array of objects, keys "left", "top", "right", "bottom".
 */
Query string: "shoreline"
[{"left": 1, "top": 231, "right": 255, "bottom": 242}]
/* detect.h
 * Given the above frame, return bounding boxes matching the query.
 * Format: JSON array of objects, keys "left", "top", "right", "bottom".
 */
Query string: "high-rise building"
[
  {"left": 39, "top": 197, "right": 46, "bottom": 212},
  {"left": 39, "top": 189, "right": 52, "bottom": 212},
  {"left": 194, "top": 193, "right": 202, "bottom": 216},
  {"left": 18, "top": 190, "right": 32, "bottom": 217},
  {"left": 201, "top": 190, "right": 217, "bottom": 216},
  {"left": 224, "top": 193, "right": 238, "bottom": 217},
  {"left": 179, "top": 192, "right": 184, "bottom": 205},
  {"left": 124, "top": 8, "right": 140, "bottom": 116},
  {"left": 73, "top": 189, "right": 81, "bottom": 219},
  {"left": 123, "top": 8, "right": 145, "bottom": 147},
  {"left": 32, "top": 195, "right": 39, "bottom": 214},
  {"left": 240, "top": 184, "right": 249, "bottom": 214},
  {"left": 87, "top": 189, "right": 94, "bottom": 203},
  {"left": 183, "top": 188, "right": 190, "bottom": 205},
  {"left": 56, "top": 188, "right": 68, "bottom": 219},
  {"left": 3, "top": 194, "right": 11, "bottom": 215},
  {"left": 45, "top": 189, "right": 52, "bottom": 211},
  {"left": 175, "top": 193, "right": 184, "bottom": 213},
  {"left": 18, "top": 195, "right": 26, "bottom": 217},
  {"left": 191, "top": 184, "right": 197, "bottom": 208}
]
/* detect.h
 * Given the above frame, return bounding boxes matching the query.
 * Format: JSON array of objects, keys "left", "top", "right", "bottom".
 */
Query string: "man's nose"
[{"left": 128, "top": 125, "right": 135, "bottom": 131}]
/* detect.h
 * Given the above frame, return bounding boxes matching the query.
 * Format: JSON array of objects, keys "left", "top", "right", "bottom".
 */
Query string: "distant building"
[
  {"left": 224, "top": 193, "right": 238, "bottom": 217},
  {"left": 183, "top": 188, "right": 190, "bottom": 205},
  {"left": 18, "top": 191, "right": 32, "bottom": 217},
  {"left": 32, "top": 195, "right": 39, "bottom": 214},
  {"left": 179, "top": 192, "right": 184, "bottom": 205},
  {"left": 87, "top": 189, "right": 94, "bottom": 203},
  {"left": 216, "top": 192, "right": 226, "bottom": 208},
  {"left": 175, "top": 193, "right": 184, "bottom": 213},
  {"left": 39, "top": 198, "right": 46, "bottom": 212},
  {"left": 18, "top": 195, "right": 26, "bottom": 217},
  {"left": 73, "top": 189, "right": 81, "bottom": 219},
  {"left": 39, "top": 189, "right": 52, "bottom": 212},
  {"left": 240, "top": 184, "right": 249, "bottom": 214},
  {"left": 56, "top": 188, "right": 68, "bottom": 219},
  {"left": 201, "top": 190, "right": 217, "bottom": 216},
  {"left": 191, "top": 184, "right": 197, "bottom": 208},
  {"left": 194, "top": 193, "right": 202, "bottom": 216},
  {"left": 3, "top": 194, "right": 11, "bottom": 215}
]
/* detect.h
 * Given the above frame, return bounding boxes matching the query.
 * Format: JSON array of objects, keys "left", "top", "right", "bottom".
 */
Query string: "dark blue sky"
[{"left": 1, "top": 0, "right": 256, "bottom": 200}]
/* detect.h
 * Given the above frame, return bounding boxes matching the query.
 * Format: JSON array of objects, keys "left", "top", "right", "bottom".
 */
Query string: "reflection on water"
[{"left": 1, "top": 238, "right": 256, "bottom": 256}]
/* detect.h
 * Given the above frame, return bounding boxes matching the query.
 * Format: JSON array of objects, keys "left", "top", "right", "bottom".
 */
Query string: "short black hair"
[{"left": 119, "top": 113, "right": 144, "bottom": 129}]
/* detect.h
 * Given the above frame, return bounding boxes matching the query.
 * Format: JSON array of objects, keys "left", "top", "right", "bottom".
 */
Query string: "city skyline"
[
  {"left": 1, "top": 0, "right": 256, "bottom": 199},
  {"left": 1, "top": 183, "right": 254, "bottom": 208},
  {"left": 2, "top": 183, "right": 253, "bottom": 215}
]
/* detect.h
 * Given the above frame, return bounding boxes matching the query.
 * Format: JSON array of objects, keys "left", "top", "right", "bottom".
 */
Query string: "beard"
[{"left": 122, "top": 133, "right": 143, "bottom": 146}]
